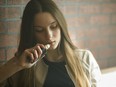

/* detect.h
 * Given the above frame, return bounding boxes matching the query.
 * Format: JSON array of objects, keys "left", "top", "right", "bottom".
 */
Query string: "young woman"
[{"left": 0, "top": 0, "right": 101, "bottom": 87}]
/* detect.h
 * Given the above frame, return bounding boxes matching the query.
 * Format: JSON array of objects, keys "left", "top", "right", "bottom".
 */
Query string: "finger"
[
  {"left": 25, "top": 50, "right": 35, "bottom": 63},
  {"left": 36, "top": 44, "right": 45, "bottom": 49},
  {"left": 32, "top": 49, "right": 39, "bottom": 61},
  {"left": 33, "top": 45, "right": 43, "bottom": 58},
  {"left": 28, "top": 44, "right": 45, "bottom": 61}
]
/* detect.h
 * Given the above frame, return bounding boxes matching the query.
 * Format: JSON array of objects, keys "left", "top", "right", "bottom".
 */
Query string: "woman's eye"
[
  {"left": 34, "top": 27, "right": 43, "bottom": 32},
  {"left": 50, "top": 24, "right": 58, "bottom": 29}
]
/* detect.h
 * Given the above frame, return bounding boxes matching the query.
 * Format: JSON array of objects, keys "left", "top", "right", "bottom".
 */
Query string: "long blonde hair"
[
  {"left": 17, "top": 0, "right": 90, "bottom": 87},
  {"left": 64, "top": 40, "right": 90, "bottom": 87}
]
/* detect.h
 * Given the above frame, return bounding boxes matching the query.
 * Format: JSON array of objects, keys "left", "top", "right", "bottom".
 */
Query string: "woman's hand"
[
  {"left": 0, "top": 44, "right": 50, "bottom": 82},
  {"left": 16, "top": 44, "right": 45, "bottom": 69}
]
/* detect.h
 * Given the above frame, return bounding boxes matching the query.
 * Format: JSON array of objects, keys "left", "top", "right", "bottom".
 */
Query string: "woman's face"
[{"left": 33, "top": 12, "right": 61, "bottom": 50}]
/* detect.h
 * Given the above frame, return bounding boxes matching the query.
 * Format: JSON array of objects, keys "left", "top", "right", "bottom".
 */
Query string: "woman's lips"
[{"left": 47, "top": 41, "right": 55, "bottom": 45}]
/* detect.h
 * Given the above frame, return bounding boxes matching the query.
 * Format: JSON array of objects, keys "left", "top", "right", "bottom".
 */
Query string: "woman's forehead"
[{"left": 34, "top": 12, "right": 56, "bottom": 26}]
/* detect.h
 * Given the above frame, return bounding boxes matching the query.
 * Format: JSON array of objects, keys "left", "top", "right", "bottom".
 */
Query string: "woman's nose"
[{"left": 45, "top": 28, "right": 53, "bottom": 39}]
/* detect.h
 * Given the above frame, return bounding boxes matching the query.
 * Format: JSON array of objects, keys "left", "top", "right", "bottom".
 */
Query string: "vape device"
[{"left": 27, "top": 44, "right": 50, "bottom": 63}]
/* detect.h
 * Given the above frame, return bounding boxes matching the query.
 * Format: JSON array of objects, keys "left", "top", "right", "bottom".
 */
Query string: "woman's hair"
[{"left": 17, "top": 0, "right": 89, "bottom": 87}]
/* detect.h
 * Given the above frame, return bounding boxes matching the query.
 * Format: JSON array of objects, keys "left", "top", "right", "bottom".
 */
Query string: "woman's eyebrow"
[
  {"left": 33, "top": 21, "right": 57, "bottom": 28},
  {"left": 33, "top": 25, "right": 43, "bottom": 28},
  {"left": 50, "top": 21, "right": 57, "bottom": 25}
]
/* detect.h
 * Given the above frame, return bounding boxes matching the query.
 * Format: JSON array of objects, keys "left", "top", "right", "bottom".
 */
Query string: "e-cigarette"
[{"left": 27, "top": 44, "right": 50, "bottom": 63}]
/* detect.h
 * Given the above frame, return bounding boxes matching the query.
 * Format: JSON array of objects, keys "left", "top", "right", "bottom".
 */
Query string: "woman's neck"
[{"left": 46, "top": 49, "right": 64, "bottom": 62}]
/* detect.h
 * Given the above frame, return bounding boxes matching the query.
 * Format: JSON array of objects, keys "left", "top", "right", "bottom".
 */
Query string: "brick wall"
[
  {"left": 0, "top": 0, "right": 29, "bottom": 63},
  {"left": 54, "top": 0, "right": 116, "bottom": 69},
  {"left": 0, "top": 0, "right": 116, "bottom": 69}
]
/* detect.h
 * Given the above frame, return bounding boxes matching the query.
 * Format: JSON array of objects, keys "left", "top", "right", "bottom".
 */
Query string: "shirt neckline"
[{"left": 43, "top": 57, "right": 66, "bottom": 66}]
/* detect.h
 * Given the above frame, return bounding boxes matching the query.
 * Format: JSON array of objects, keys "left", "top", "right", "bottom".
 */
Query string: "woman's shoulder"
[
  {"left": 75, "top": 49, "right": 93, "bottom": 60},
  {"left": 75, "top": 49, "right": 101, "bottom": 85},
  {"left": 74, "top": 49, "right": 97, "bottom": 68},
  {"left": 75, "top": 49, "right": 91, "bottom": 55}
]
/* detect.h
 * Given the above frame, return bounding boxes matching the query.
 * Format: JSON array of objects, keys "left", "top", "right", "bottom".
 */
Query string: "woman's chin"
[{"left": 48, "top": 45, "right": 58, "bottom": 50}]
